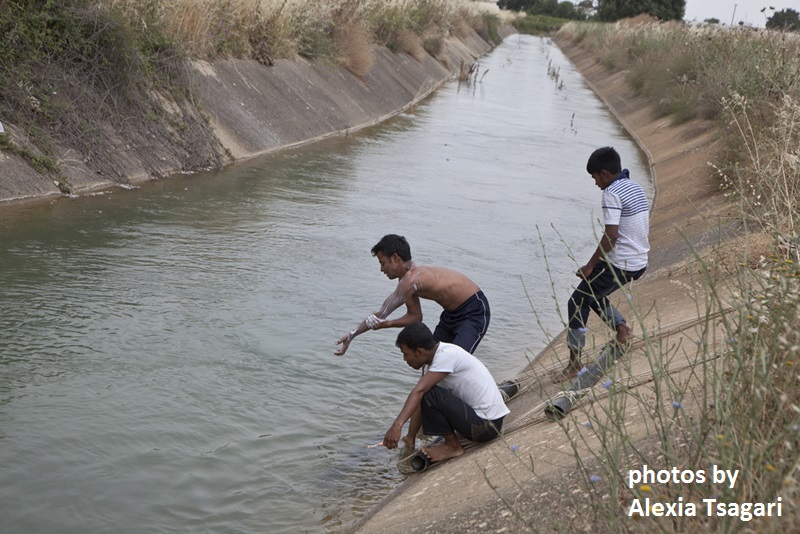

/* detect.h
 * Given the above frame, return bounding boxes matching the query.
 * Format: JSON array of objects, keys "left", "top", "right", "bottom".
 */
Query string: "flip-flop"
[{"left": 498, "top": 378, "right": 520, "bottom": 402}]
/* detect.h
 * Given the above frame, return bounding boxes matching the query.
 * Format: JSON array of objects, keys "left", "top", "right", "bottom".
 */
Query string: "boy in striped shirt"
[{"left": 557, "top": 146, "right": 650, "bottom": 381}]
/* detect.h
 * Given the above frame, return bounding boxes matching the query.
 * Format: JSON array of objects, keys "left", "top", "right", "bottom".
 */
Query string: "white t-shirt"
[
  {"left": 426, "top": 343, "right": 510, "bottom": 421},
  {"left": 602, "top": 170, "right": 650, "bottom": 271}
]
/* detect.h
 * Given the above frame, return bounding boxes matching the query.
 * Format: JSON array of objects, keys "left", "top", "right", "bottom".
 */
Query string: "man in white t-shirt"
[
  {"left": 382, "top": 323, "right": 509, "bottom": 463},
  {"left": 556, "top": 146, "right": 650, "bottom": 382}
]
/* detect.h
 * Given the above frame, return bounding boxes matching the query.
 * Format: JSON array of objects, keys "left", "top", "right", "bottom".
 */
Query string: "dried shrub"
[
  {"left": 452, "top": 17, "right": 473, "bottom": 39},
  {"left": 334, "top": 22, "right": 375, "bottom": 76},
  {"left": 396, "top": 28, "right": 426, "bottom": 62},
  {"left": 422, "top": 29, "right": 445, "bottom": 57}
]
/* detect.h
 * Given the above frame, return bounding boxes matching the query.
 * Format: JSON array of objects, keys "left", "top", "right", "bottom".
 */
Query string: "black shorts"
[{"left": 433, "top": 290, "right": 490, "bottom": 354}]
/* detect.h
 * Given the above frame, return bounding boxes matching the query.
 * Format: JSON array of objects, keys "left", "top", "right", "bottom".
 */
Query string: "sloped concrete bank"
[
  {"left": 349, "top": 33, "right": 736, "bottom": 534},
  {"left": 196, "top": 32, "right": 503, "bottom": 161},
  {"left": 0, "top": 28, "right": 513, "bottom": 205}
]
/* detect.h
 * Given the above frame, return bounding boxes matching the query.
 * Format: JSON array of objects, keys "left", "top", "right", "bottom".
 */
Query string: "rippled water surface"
[{"left": 0, "top": 35, "right": 651, "bottom": 533}]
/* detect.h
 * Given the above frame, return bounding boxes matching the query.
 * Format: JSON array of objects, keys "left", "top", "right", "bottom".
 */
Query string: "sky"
[{"left": 684, "top": 0, "right": 800, "bottom": 27}]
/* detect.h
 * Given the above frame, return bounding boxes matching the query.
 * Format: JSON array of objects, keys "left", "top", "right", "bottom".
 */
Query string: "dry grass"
[
  {"left": 559, "top": 21, "right": 800, "bottom": 235},
  {"left": 500, "top": 20, "right": 800, "bottom": 532},
  {"left": 334, "top": 21, "right": 375, "bottom": 76},
  {"left": 559, "top": 21, "right": 800, "bottom": 123},
  {"left": 717, "top": 94, "right": 800, "bottom": 235},
  {"left": 0, "top": 0, "right": 504, "bottom": 199},
  {"left": 452, "top": 17, "right": 473, "bottom": 39},
  {"left": 103, "top": 0, "right": 491, "bottom": 69},
  {"left": 395, "top": 28, "right": 426, "bottom": 62}
]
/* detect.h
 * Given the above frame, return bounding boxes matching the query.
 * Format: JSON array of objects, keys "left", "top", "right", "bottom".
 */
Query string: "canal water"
[{"left": 0, "top": 35, "right": 651, "bottom": 533}]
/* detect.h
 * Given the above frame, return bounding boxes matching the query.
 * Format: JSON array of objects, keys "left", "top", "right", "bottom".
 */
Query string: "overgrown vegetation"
[
  {"left": 513, "top": 14, "right": 572, "bottom": 35},
  {"left": 563, "top": 20, "right": 800, "bottom": 238},
  {"left": 595, "top": 0, "right": 685, "bottom": 22},
  {"left": 0, "top": 0, "right": 494, "bottom": 195},
  {"left": 499, "top": 0, "right": 586, "bottom": 36},
  {"left": 0, "top": 0, "right": 225, "bottom": 187},
  {"left": 493, "top": 20, "right": 800, "bottom": 531},
  {"left": 502, "top": 0, "right": 686, "bottom": 23},
  {"left": 560, "top": 22, "right": 800, "bottom": 165},
  {"left": 499, "top": 0, "right": 589, "bottom": 19},
  {"left": 766, "top": 8, "right": 800, "bottom": 32},
  {"left": 551, "top": 230, "right": 800, "bottom": 532}
]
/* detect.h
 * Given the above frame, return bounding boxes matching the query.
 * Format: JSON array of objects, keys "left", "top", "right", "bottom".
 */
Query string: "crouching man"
[{"left": 383, "top": 322, "right": 509, "bottom": 463}]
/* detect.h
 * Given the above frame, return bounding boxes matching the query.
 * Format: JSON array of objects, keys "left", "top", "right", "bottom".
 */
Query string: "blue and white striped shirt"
[{"left": 602, "top": 169, "right": 650, "bottom": 271}]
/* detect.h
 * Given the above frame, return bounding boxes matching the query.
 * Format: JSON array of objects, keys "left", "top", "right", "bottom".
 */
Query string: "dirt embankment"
[
  {"left": 350, "top": 34, "right": 738, "bottom": 534},
  {"left": 0, "top": 28, "right": 513, "bottom": 205}
]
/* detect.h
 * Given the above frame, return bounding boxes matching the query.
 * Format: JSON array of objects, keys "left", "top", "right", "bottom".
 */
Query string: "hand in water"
[{"left": 383, "top": 425, "right": 401, "bottom": 450}]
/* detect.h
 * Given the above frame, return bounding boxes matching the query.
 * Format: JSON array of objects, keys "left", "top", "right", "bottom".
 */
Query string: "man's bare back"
[
  {"left": 394, "top": 264, "right": 480, "bottom": 312},
  {"left": 334, "top": 234, "right": 489, "bottom": 356}
]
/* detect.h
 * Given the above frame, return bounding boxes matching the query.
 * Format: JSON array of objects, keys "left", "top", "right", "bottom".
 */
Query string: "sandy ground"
[{"left": 349, "top": 34, "right": 750, "bottom": 534}]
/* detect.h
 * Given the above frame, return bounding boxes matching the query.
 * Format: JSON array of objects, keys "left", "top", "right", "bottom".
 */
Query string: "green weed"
[{"left": 513, "top": 14, "right": 571, "bottom": 36}]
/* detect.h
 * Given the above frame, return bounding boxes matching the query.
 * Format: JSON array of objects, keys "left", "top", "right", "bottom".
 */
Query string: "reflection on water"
[{"left": 0, "top": 35, "right": 651, "bottom": 533}]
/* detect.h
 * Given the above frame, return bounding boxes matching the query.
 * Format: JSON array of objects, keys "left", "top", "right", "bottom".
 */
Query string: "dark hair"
[
  {"left": 586, "top": 146, "right": 622, "bottom": 175},
  {"left": 371, "top": 234, "right": 412, "bottom": 262},
  {"left": 396, "top": 322, "right": 437, "bottom": 350}
]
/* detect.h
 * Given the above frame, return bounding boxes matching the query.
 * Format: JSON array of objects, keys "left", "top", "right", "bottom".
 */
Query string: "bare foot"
[
  {"left": 616, "top": 323, "right": 632, "bottom": 346},
  {"left": 422, "top": 441, "right": 464, "bottom": 463},
  {"left": 402, "top": 434, "right": 416, "bottom": 450},
  {"left": 552, "top": 361, "right": 582, "bottom": 383}
]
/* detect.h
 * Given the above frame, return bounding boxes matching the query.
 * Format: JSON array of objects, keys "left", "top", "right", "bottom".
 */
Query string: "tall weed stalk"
[{"left": 477, "top": 23, "right": 800, "bottom": 531}]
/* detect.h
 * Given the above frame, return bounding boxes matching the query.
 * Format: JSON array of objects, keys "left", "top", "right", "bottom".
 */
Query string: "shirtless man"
[{"left": 334, "top": 234, "right": 490, "bottom": 356}]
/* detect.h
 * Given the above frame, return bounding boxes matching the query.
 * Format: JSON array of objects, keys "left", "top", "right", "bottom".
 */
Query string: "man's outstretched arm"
[
  {"left": 333, "top": 282, "right": 422, "bottom": 356},
  {"left": 371, "top": 294, "right": 422, "bottom": 331},
  {"left": 334, "top": 318, "right": 370, "bottom": 356}
]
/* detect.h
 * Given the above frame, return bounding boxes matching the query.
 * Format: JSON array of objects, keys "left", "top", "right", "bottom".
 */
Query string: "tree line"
[
  {"left": 497, "top": 0, "right": 685, "bottom": 21},
  {"left": 499, "top": 0, "right": 800, "bottom": 29}
]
